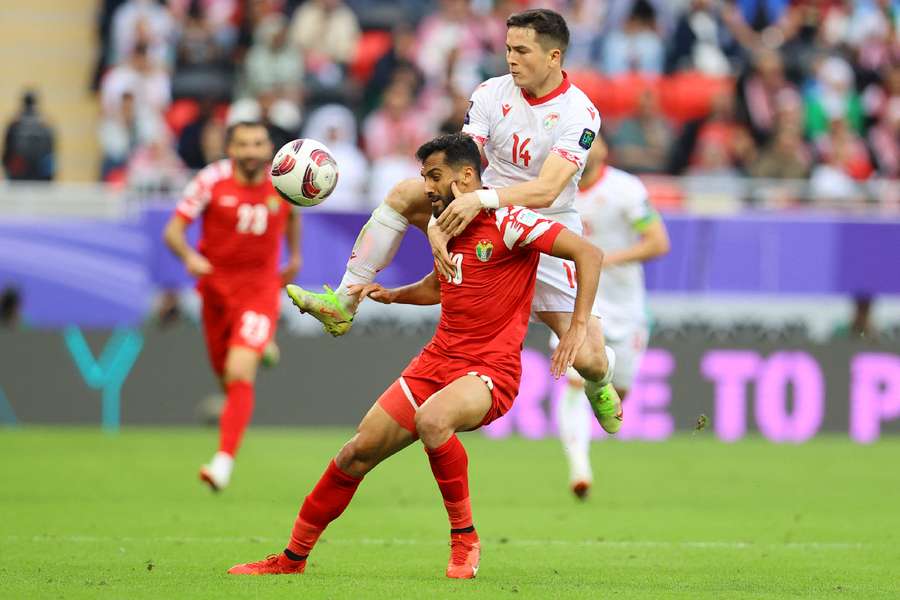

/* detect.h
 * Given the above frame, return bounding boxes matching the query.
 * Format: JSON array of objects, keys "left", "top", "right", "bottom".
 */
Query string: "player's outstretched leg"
[
  {"left": 556, "top": 369, "right": 593, "bottom": 500},
  {"left": 415, "top": 375, "right": 493, "bottom": 579},
  {"left": 285, "top": 202, "right": 407, "bottom": 335},
  {"left": 200, "top": 347, "right": 260, "bottom": 491},
  {"left": 285, "top": 179, "right": 432, "bottom": 337},
  {"left": 228, "top": 402, "right": 415, "bottom": 574}
]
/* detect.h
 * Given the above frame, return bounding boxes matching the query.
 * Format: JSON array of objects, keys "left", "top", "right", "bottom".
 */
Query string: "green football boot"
[
  {"left": 285, "top": 284, "right": 354, "bottom": 337},
  {"left": 584, "top": 380, "right": 623, "bottom": 434}
]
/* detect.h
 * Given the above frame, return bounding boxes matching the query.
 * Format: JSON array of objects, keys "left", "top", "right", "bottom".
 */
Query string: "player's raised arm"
[
  {"left": 438, "top": 153, "right": 579, "bottom": 237},
  {"left": 545, "top": 228, "right": 604, "bottom": 378},
  {"left": 347, "top": 271, "right": 441, "bottom": 306}
]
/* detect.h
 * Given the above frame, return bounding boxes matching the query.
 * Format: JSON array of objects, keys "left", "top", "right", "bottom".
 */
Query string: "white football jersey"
[
  {"left": 462, "top": 73, "right": 602, "bottom": 230},
  {"left": 576, "top": 165, "right": 659, "bottom": 335}
]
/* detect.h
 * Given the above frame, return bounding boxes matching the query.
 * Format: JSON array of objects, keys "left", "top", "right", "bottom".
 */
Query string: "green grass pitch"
[{"left": 1, "top": 428, "right": 898, "bottom": 599}]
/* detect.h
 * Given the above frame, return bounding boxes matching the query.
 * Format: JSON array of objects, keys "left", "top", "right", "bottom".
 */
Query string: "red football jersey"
[
  {"left": 176, "top": 159, "right": 290, "bottom": 289},
  {"left": 425, "top": 205, "right": 564, "bottom": 378}
]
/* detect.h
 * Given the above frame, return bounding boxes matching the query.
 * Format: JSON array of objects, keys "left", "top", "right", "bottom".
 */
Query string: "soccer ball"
[{"left": 270, "top": 139, "right": 339, "bottom": 207}]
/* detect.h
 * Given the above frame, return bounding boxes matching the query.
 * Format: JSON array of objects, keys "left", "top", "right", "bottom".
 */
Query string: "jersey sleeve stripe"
[{"left": 551, "top": 147, "right": 583, "bottom": 168}]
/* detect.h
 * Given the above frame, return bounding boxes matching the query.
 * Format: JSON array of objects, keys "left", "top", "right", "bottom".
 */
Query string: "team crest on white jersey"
[
  {"left": 475, "top": 240, "right": 493, "bottom": 262},
  {"left": 543, "top": 112, "right": 560, "bottom": 130},
  {"left": 501, "top": 103, "right": 511, "bottom": 117}
]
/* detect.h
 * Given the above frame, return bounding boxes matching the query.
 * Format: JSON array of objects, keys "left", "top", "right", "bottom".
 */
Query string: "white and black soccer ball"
[{"left": 270, "top": 138, "right": 339, "bottom": 207}]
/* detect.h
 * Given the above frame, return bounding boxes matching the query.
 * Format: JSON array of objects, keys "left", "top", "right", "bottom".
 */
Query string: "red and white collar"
[{"left": 521, "top": 71, "right": 571, "bottom": 106}]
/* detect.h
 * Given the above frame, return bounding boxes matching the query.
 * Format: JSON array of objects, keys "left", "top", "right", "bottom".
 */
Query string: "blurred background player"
[
  {"left": 286, "top": 8, "right": 623, "bottom": 434},
  {"left": 162, "top": 120, "right": 300, "bottom": 491},
  {"left": 229, "top": 133, "right": 604, "bottom": 578},
  {"left": 555, "top": 133, "right": 670, "bottom": 499}
]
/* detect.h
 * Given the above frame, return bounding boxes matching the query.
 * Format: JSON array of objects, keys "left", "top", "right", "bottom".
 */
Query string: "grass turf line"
[{"left": 1, "top": 428, "right": 898, "bottom": 599}]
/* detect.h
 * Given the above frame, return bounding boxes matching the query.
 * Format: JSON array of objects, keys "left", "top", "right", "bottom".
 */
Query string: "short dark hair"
[
  {"left": 416, "top": 133, "right": 482, "bottom": 176},
  {"left": 506, "top": 9, "right": 569, "bottom": 54},
  {"left": 225, "top": 120, "right": 269, "bottom": 144}
]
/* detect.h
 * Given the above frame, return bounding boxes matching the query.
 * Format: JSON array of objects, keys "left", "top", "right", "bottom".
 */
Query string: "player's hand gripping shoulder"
[
  {"left": 546, "top": 229, "right": 604, "bottom": 379},
  {"left": 437, "top": 154, "right": 579, "bottom": 239}
]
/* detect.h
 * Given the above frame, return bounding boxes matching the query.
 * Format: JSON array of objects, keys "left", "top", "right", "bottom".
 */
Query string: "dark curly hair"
[{"left": 415, "top": 133, "right": 482, "bottom": 176}]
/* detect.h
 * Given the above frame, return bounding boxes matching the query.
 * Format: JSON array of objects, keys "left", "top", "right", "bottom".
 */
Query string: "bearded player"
[
  {"left": 163, "top": 121, "right": 301, "bottom": 492},
  {"left": 555, "top": 134, "right": 670, "bottom": 499},
  {"left": 287, "top": 9, "right": 623, "bottom": 434},
  {"left": 227, "top": 133, "right": 603, "bottom": 578}
]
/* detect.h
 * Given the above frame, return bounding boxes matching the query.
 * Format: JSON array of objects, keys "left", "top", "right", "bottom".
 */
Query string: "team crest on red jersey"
[
  {"left": 501, "top": 103, "right": 512, "bottom": 117},
  {"left": 267, "top": 195, "right": 281, "bottom": 212},
  {"left": 475, "top": 240, "right": 493, "bottom": 262}
]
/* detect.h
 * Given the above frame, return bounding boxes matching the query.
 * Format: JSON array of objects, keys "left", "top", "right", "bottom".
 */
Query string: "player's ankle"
[
  {"left": 283, "top": 548, "right": 307, "bottom": 562},
  {"left": 450, "top": 525, "right": 476, "bottom": 535}
]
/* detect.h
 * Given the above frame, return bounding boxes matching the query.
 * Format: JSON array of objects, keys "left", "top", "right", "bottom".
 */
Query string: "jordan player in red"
[
  {"left": 227, "top": 133, "right": 604, "bottom": 578},
  {"left": 163, "top": 121, "right": 301, "bottom": 492}
]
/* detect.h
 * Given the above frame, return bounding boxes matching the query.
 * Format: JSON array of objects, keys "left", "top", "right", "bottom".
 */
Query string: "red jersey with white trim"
[
  {"left": 175, "top": 159, "right": 289, "bottom": 290},
  {"left": 461, "top": 73, "right": 602, "bottom": 217},
  {"left": 424, "top": 205, "right": 564, "bottom": 378}
]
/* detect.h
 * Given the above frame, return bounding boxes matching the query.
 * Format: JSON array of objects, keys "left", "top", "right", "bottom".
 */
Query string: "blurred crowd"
[{"left": 52, "top": 1, "right": 900, "bottom": 207}]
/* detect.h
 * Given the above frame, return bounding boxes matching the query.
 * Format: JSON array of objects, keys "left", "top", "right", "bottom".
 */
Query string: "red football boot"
[
  {"left": 227, "top": 553, "right": 306, "bottom": 575},
  {"left": 571, "top": 480, "right": 591, "bottom": 501},
  {"left": 446, "top": 531, "right": 480, "bottom": 579}
]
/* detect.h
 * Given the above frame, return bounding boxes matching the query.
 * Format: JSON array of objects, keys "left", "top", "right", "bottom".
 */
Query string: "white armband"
[{"left": 476, "top": 189, "right": 500, "bottom": 209}]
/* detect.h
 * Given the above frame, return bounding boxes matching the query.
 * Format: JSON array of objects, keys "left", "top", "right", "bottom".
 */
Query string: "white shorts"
[
  {"left": 549, "top": 319, "right": 648, "bottom": 391},
  {"left": 530, "top": 210, "right": 602, "bottom": 318}
]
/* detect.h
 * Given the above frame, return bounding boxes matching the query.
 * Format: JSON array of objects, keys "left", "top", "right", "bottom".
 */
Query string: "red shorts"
[
  {"left": 199, "top": 279, "right": 280, "bottom": 375},
  {"left": 377, "top": 349, "right": 519, "bottom": 436}
]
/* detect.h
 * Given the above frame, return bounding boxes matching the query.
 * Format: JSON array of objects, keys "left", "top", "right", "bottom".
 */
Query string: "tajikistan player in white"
[
  {"left": 286, "top": 9, "right": 623, "bottom": 433},
  {"left": 555, "top": 135, "right": 670, "bottom": 499}
]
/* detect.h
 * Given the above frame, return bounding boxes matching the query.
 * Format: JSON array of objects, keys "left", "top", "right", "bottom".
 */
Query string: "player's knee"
[
  {"left": 336, "top": 432, "right": 382, "bottom": 477},
  {"left": 414, "top": 407, "right": 452, "bottom": 447},
  {"left": 223, "top": 363, "right": 255, "bottom": 384},
  {"left": 223, "top": 349, "right": 259, "bottom": 383},
  {"left": 384, "top": 178, "right": 424, "bottom": 219}
]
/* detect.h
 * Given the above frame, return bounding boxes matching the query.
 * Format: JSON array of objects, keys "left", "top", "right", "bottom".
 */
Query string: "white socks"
[
  {"left": 208, "top": 451, "right": 234, "bottom": 488},
  {"left": 557, "top": 375, "right": 593, "bottom": 484},
  {"left": 597, "top": 345, "right": 616, "bottom": 387},
  {"left": 336, "top": 203, "right": 409, "bottom": 311},
  {"left": 559, "top": 345, "right": 616, "bottom": 485}
]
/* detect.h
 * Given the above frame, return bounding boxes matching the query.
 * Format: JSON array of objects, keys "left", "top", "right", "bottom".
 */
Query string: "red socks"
[
  {"left": 425, "top": 435, "right": 473, "bottom": 530},
  {"left": 282, "top": 438, "right": 471, "bottom": 561},
  {"left": 218, "top": 380, "right": 254, "bottom": 456},
  {"left": 287, "top": 460, "right": 363, "bottom": 557}
]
